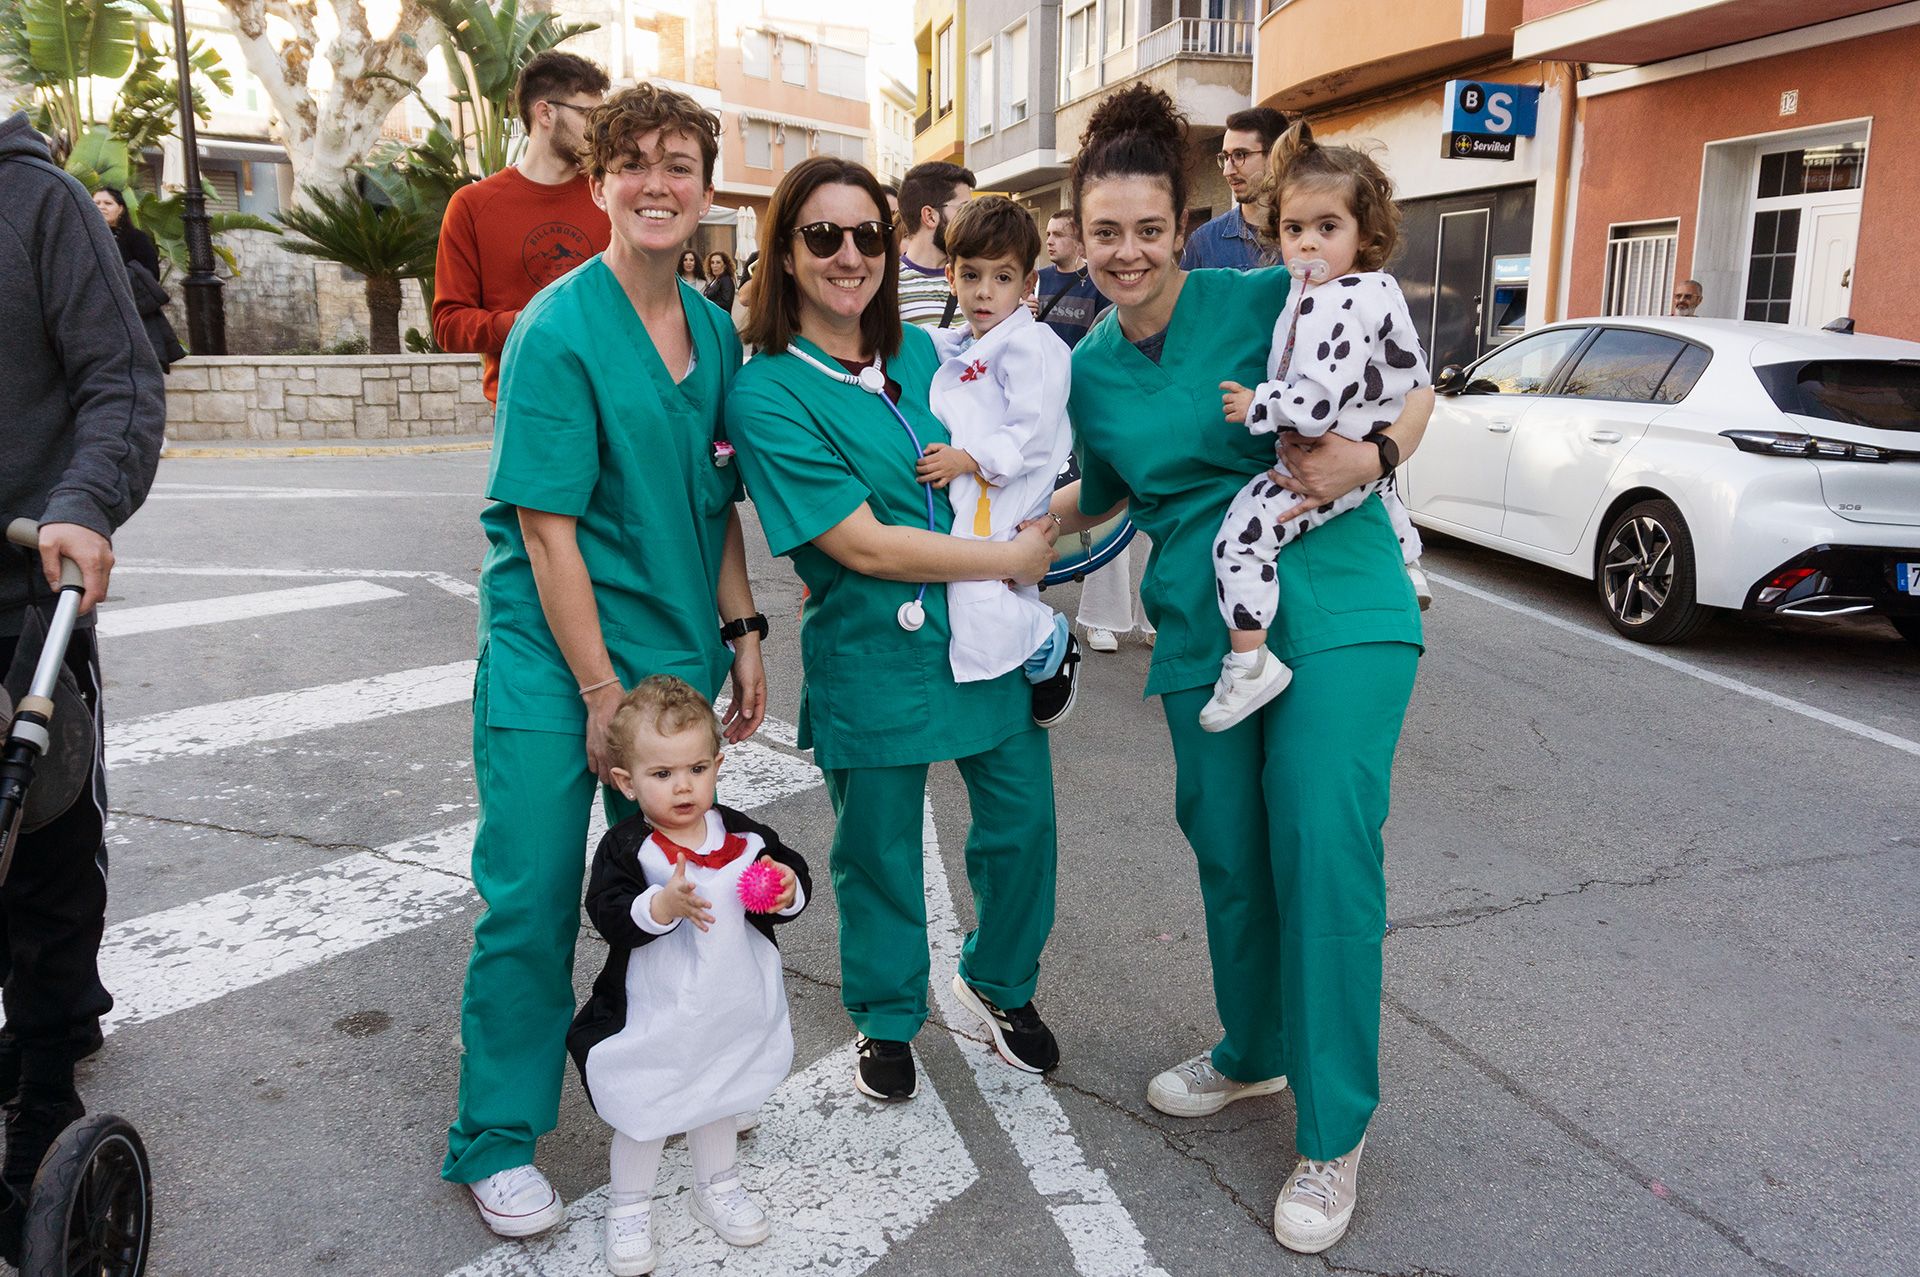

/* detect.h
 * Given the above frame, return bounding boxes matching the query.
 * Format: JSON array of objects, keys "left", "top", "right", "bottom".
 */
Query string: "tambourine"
[{"left": 1042, "top": 454, "right": 1136, "bottom": 588}]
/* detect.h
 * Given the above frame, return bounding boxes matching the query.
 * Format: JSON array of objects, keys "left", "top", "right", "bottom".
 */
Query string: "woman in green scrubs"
[
  {"left": 443, "top": 87, "right": 771, "bottom": 1236},
  {"left": 726, "top": 157, "right": 1061, "bottom": 1103},
  {"left": 1047, "top": 86, "right": 1431, "bottom": 1255}
]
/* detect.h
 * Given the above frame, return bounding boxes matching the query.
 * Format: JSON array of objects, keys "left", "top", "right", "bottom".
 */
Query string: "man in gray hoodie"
[{"left": 0, "top": 110, "right": 164, "bottom": 1241}]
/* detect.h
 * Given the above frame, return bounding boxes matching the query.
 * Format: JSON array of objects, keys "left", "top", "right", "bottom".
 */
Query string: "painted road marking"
[
  {"left": 108, "top": 660, "right": 476, "bottom": 769},
  {"left": 86, "top": 732, "right": 818, "bottom": 1037},
  {"left": 116, "top": 561, "right": 480, "bottom": 602},
  {"left": 443, "top": 1045, "right": 978, "bottom": 1277},
  {"left": 97, "top": 580, "right": 405, "bottom": 638},
  {"left": 1428, "top": 571, "right": 1920, "bottom": 760},
  {"left": 145, "top": 483, "right": 479, "bottom": 500},
  {"left": 922, "top": 798, "right": 1170, "bottom": 1277}
]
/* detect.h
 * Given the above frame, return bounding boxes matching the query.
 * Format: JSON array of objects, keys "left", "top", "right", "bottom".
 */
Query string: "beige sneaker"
[
  {"left": 1273, "top": 1135, "right": 1365, "bottom": 1254},
  {"left": 1146, "top": 1052, "right": 1287, "bottom": 1118}
]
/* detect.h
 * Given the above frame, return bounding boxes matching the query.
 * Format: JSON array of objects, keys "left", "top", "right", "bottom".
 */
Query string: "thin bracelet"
[{"left": 578, "top": 676, "right": 620, "bottom": 698}]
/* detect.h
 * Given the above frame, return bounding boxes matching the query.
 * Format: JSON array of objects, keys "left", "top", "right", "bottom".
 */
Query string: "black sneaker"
[
  {"left": 854, "top": 1036, "right": 918, "bottom": 1102},
  {"left": 1030, "top": 633, "right": 1081, "bottom": 729},
  {"left": 950, "top": 975, "right": 1060, "bottom": 1073}
]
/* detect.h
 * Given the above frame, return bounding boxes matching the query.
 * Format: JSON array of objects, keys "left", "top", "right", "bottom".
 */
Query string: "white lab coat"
[{"left": 928, "top": 306, "right": 1074, "bottom": 682}]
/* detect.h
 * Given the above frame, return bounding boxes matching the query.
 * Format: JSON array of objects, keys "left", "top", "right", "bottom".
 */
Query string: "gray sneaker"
[
  {"left": 1145, "top": 1052, "right": 1287, "bottom": 1118},
  {"left": 1273, "top": 1135, "right": 1365, "bottom": 1254}
]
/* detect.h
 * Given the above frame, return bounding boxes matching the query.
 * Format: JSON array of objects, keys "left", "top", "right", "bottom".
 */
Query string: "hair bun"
[{"left": 1080, "top": 83, "right": 1185, "bottom": 152}]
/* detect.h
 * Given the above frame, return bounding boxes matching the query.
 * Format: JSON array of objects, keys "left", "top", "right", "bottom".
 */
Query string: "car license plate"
[{"left": 1901, "top": 563, "right": 1920, "bottom": 596}]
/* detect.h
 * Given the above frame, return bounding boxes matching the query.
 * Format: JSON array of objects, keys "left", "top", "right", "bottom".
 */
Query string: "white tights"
[{"left": 609, "top": 1116, "right": 738, "bottom": 1207}]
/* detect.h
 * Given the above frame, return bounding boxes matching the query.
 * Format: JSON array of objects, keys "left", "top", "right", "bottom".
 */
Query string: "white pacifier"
[
  {"left": 856, "top": 365, "right": 888, "bottom": 395},
  {"left": 1286, "top": 257, "right": 1332, "bottom": 284},
  {"left": 896, "top": 599, "right": 926, "bottom": 631}
]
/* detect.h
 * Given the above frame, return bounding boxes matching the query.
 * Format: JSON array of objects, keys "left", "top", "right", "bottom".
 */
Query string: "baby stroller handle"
[{"left": 4, "top": 519, "right": 85, "bottom": 716}]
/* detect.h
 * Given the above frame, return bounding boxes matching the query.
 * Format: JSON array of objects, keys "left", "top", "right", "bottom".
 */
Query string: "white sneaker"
[
  {"left": 688, "top": 1170, "right": 770, "bottom": 1246},
  {"left": 1198, "top": 650, "right": 1292, "bottom": 732},
  {"left": 603, "top": 1200, "right": 656, "bottom": 1275},
  {"left": 1274, "top": 1136, "right": 1365, "bottom": 1254},
  {"left": 1146, "top": 1052, "right": 1288, "bottom": 1118},
  {"left": 1085, "top": 627, "right": 1119, "bottom": 653},
  {"left": 467, "top": 1163, "right": 564, "bottom": 1238},
  {"left": 735, "top": 1108, "right": 761, "bottom": 1136},
  {"left": 1407, "top": 564, "right": 1432, "bottom": 611}
]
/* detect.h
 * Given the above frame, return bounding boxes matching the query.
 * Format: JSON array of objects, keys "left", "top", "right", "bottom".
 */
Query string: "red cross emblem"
[{"left": 959, "top": 359, "right": 988, "bottom": 383}]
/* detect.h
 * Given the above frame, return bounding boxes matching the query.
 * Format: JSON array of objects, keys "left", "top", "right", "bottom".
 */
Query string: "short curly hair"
[
  {"left": 606, "top": 675, "right": 723, "bottom": 770},
  {"left": 580, "top": 83, "right": 721, "bottom": 186},
  {"left": 1253, "top": 120, "right": 1402, "bottom": 273}
]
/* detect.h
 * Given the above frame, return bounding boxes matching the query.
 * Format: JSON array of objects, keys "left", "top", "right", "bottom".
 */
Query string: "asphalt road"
[{"left": 60, "top": 447, "right": 1917, "bottom": 1277}]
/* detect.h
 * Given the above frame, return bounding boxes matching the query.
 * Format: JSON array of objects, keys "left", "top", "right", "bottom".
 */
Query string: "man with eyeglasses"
[
  {"left": 1181, "top": 107, "right": 1290, "bottom": 272},
  {"left": 433, "top": 51, "right": 612, "bottom": 403}
]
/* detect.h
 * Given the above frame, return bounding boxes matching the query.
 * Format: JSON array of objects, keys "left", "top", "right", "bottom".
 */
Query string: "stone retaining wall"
[{"left": 165, "top": 354, "right": 492, "bottom": 441}]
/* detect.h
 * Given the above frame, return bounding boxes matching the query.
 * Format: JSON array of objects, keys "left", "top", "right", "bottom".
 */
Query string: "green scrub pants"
[
  {"left": 442, "top": 661, "right": 635, "bottom": 1183},
  {"left": 823, "top": 724, "right": 1057, "bottom": 1042},
  {"left": 1161, "top": 641, "right": 1419, "bottom": 1161}
]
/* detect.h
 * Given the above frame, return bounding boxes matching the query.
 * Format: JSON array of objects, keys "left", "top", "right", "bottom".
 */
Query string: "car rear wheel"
[
  {"left": 1596, "top": 499, "right": 1712, "bottom": 643},
  {"left": 1890, "top": 615, "right": 1920, "bottom": 645}
]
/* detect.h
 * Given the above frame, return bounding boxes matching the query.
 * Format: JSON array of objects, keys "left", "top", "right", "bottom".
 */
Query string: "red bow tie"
[{"left": 653, "top": 831, "right": 749, "bottom": 870}]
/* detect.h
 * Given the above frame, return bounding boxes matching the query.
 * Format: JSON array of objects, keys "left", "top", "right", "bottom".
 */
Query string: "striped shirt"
[{"left": 898, "top": 254, "right": 959, "bottom": 328}]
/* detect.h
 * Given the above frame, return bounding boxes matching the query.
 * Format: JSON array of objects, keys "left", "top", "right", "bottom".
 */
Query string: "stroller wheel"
[{"left": 20, "top": 1114, "right": 150, "bottom": 1277}]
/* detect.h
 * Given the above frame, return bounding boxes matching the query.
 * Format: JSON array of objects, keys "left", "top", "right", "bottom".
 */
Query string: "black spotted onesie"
[{"left": 1214, "top": 271, "right": 1429, "bottom": 632}]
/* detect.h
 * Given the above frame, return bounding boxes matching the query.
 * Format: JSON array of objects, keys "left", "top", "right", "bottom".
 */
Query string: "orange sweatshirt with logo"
[{"left": 431, "top": 167, "right": 611, "bottom": 401}]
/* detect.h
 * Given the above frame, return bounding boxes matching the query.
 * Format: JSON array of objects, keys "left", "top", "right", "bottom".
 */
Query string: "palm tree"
[{"left": 277, "top": 185, "right": 438, "bottom": 354}]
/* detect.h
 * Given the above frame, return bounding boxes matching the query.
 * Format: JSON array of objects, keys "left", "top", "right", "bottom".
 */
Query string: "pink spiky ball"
[{"left": 738, "top": 860, "right": 784, "bottom": 913}]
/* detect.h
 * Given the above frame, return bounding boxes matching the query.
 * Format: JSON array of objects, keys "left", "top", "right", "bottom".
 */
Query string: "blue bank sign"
[{"left": 1442, "top": 80, "right": 1541, "bottom": 161}]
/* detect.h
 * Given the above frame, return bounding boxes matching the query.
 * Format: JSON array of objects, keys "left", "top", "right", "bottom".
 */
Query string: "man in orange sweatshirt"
[{"left": 432, "top": 51, "right": 612, "bottom": 402}]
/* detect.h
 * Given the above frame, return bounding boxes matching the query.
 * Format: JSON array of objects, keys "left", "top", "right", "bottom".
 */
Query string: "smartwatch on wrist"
[
  {"left": 719, "top": 612, "right": 770, "bottom": 645},
  {"left": 1364, "top": 429, "right": 1400, "bottom": 479}
]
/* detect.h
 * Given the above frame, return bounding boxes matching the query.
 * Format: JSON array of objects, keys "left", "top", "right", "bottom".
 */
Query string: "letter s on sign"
[{"left": 1486, "top": 91, "right": 1514, "bottom": 134}]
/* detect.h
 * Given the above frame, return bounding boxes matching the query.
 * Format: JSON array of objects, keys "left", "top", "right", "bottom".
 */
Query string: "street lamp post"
[{"left": 169, "top": 0, "right": 226, "bottom": 354}]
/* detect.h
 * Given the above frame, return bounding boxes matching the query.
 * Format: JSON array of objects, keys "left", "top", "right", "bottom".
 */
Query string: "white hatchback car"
[{"left": 1401, "top": 317, "right": 1920, "bottom": 644}]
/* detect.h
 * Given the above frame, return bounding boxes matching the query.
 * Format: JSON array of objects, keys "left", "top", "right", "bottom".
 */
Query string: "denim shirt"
[{"left": 1179, "top": 204, "right": 1268, "bottom": 272}]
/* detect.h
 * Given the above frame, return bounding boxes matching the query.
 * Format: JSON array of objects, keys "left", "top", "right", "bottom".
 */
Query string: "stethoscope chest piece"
[
  {"left": 896, "top": 599, "right": 926, "bottom": 632},
  {"left": 856, "top": 365, "right": 888, "bottom": 395}
]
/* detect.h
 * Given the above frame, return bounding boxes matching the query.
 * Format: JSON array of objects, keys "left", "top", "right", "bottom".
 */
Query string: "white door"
[
  {"left": 1405, "top": 326, "right": 1590, "bottom": 535},
  {"left": 1501, "top": 329, "right": 1701, "bottom": 554},
  {"left": 1803, "top": 204, "right": 1859, "bottom": 327}
]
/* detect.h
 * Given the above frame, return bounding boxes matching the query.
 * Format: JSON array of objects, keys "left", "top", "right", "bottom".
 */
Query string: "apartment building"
[
  {"left": 712, "top": 0, "right": 872, "bottom": 241},
  {"left": 870, "top": 70, "right": 918, "bottom": 189},
  {"left": 913, "top": 0, "right": 968, "bottom": 164},
  {"left": 1517, "top": 0, "right": 1917, "bottom": 340},
  {"left": 1252, "top": 0, "right": 1564, "bottom": 373}
]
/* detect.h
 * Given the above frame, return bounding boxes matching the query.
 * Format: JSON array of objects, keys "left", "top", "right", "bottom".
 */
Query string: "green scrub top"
[
  {"left": 1070, "top": 266, "right": 1423, "bottom": 699},
  {"left": 726, "top": 324, "right": 1028, "bottom": 771},
  {"left": 478, "top": 258, "right": 743, "bottom": 733}
]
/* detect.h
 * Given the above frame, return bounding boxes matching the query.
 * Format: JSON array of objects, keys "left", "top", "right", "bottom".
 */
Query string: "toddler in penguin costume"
[{"left": 567, "top": 675, "right": 810, "bottom": 1274}]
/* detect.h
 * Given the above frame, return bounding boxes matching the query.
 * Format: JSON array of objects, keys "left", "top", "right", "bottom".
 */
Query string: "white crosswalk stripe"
[
  {"left": 108, "top": 660, "right": 475, "bottom": 769},
  {"left": 96, "top": 580, "right": 405, "bottom": 637}
]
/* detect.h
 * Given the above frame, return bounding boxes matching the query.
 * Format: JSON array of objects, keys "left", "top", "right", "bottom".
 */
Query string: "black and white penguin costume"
[{"left": 567, "top": 803, "right": 812, "bottom": 1143}]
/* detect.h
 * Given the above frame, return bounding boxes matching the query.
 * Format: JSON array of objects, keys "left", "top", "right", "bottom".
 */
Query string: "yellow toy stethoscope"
[{"left": 788, "top": 345, "right": 938, "bottom": 632}]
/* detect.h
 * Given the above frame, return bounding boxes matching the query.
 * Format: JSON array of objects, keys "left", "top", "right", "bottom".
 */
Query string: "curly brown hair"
[
  {"left": 1253, "top": 120, "right": 1402, "bottom": 273},
  {"left": 944, "top": 195, "right": 1041, "bottom": 272},
  {"left": 580, "top": 83, "right": 721, "bottom": 185},
  {"left": 607, "top": 675, "right": 723, "bottom": 771}
]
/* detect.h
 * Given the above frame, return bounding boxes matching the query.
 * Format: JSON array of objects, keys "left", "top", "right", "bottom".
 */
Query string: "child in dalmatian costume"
[{"left": 1200, "top": 129, "right": 1432, "bottom": 733}]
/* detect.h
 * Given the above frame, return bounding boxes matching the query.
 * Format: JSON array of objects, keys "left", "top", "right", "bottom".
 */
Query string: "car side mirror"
[{"left": 1435, "top": 364, "right": 1467, "bottom": 395}]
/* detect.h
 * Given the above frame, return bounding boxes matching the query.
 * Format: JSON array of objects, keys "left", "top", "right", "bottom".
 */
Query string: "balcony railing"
[
  {"left": 1136, "top": 17, "right": 1254, "bottom": 73},
  {"left": 914, "top": 108, "right": 932, "bottom": 134}
]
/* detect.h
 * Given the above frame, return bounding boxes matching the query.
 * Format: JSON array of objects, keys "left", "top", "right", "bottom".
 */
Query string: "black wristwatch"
[
  {"left": 720, "top": 612, "right": 769, "bottom": 644},
  {"left": 1364, "top": 429, "right": 1400, "bottom": 478}
]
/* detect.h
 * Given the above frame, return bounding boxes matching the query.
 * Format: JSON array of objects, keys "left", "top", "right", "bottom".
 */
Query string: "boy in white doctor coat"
[{"left": 914, "top": 195, "right": 1080, "bottom": 727}]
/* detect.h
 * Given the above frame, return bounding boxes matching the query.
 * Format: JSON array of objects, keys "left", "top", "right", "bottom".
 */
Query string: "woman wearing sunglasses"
[
  {"left": 444, "top": 84, "right": 770, "bottom": 1236},
  {"left": 726, "top": 157, "right": 1062, "bottom": 1104}
]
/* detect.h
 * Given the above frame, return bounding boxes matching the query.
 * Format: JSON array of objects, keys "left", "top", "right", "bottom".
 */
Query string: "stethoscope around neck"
[{"left": 787, "top": 344, "right": 936, "bottom": 632}]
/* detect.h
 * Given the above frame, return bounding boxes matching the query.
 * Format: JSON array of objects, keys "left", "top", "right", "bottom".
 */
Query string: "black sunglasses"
[{"left": 792, "top": 220, "right": 891, "bottom": 259}]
